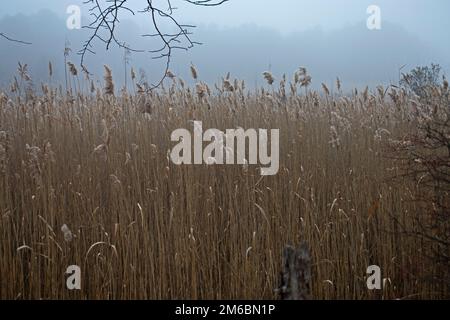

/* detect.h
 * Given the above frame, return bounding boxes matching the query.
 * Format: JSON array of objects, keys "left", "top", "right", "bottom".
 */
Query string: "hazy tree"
[
  {"left": 400, "top": 63, "right": 443, "bottom": 99},
  {"left": 390, "top": 75, "right": 450, "bottom": 293}
]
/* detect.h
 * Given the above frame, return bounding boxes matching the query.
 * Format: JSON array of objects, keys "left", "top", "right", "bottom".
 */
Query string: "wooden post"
[{"left": 277, "top": 242, "right": 312, "bottom": 300}]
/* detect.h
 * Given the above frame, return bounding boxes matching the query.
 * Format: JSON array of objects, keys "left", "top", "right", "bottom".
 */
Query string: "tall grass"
[{"left": 0, "top": 66, "right": 444, "bottom": 299}]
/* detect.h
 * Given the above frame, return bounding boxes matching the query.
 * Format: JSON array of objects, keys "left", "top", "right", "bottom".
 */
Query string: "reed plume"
[{"left": 104, "top": 65, "right": 115, "bottom": 95}]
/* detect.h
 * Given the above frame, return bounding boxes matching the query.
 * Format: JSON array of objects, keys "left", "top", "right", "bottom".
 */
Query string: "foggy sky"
[
  {"left": 2, "top": 0, "right": 450, "bottom": 36},
  {"left": 0, "top": 1, "right": 449, "bottom": 90}
]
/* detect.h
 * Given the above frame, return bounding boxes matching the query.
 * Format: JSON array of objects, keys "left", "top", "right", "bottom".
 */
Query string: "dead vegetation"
[{"left": 0, "top": 64, "right": 448, "bottom": 299}]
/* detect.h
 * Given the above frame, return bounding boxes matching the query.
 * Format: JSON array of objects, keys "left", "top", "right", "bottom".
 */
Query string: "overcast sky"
[
  {"left": 1, "top": 1, "right": 449, "bottom": 89},
  {"left": 2, "top": 0, "right": 450, "bottom": 35},
  {"left": 2, "top": 0, "right": 450, "bottom": 57}
]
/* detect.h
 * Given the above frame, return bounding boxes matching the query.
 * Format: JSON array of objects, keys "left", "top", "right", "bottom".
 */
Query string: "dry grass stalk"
[
  {"left": 104, "top": 65, "right": 115, "bottom": 95},
  {"left": 0, "top": 64, "right": 446, "bottom": 300}
]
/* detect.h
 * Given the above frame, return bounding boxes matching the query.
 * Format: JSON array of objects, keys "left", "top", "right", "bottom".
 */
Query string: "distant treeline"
[{"left": 0, "top": 9, "right": 447, "bottom": 90}]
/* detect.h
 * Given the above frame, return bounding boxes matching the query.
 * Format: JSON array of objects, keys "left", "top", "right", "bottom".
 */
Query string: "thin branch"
[
  {"left": 79, "top": 0, "right": 228, "bottom": 90},
  {"left": 0, "top": 32, "right": 32, "bottom": 45}
]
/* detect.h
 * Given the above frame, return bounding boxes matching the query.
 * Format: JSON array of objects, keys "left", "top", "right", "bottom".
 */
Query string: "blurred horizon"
[{"left": 0, "top": 1, "right": 449, "bottom": 90}]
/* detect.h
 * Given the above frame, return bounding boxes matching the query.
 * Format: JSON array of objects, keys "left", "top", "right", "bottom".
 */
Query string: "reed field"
[{"left": 0, "top": 64, "right": 448, "bottom": 299}]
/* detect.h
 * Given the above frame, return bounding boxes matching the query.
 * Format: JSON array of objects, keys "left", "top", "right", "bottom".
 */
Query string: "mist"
[{"left": 0, "top": 1, "right": 449, "bottom": 90}]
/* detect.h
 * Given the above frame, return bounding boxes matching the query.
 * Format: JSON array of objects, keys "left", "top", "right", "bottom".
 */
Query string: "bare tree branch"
[
  {"left": 0, "top": 32, "right": 31, "bottom": 45},
  {"left": 80, "top": 0, "right": 228, "bottom": 90}
]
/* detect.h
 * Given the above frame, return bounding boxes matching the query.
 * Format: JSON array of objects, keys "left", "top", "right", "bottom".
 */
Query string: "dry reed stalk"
[{"left": 0, "top": 64, "right": 444, "bottom": 300}]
